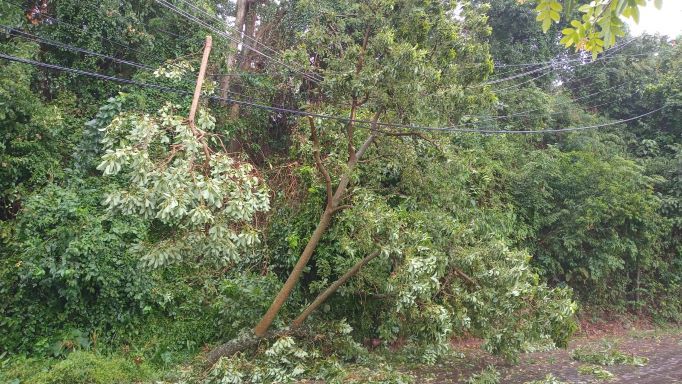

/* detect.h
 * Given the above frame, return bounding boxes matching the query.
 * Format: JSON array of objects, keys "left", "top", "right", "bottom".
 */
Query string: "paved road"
[
  {"left": 504, "top": 332, "right": 682, "bottom": 383},
  {"left": 411, "top": 330, "right": 682, "bottom": 383}
]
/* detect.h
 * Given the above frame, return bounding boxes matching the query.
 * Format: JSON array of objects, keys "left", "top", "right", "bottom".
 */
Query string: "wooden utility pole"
[{"left": 189, "top": 35, "right": 213, "bottom": 128}]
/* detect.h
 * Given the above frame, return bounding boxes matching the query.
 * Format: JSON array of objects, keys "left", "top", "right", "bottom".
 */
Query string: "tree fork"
[
  {"left": 204, "top": 326, "right": 312, "bottom": 368},
  {"left": 253, "top": 113, "right": 381, "bottom": 337},
  {"left": 205, "top": 249, "right": 379, "bottom": 367},
  {"left": 205, "top": 245, "right": 377, "bottom": 367}
]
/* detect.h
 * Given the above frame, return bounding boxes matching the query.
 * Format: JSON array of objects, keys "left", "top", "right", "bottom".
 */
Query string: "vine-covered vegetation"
[{"left": 0, "top": 0, "right": 679, "bottom": 383}]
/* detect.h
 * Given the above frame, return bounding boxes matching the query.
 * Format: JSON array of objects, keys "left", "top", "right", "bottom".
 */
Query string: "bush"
[
  {"left": 0, "top": 178, "right": 152, "bottom": 354},
  {"left": 1, "top": 351, "right": 156, "bottom": 384}
]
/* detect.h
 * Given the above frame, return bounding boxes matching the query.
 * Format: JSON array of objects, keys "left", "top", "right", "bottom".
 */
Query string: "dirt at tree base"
[{"left": 409, "top": 328, "right": 682, "bottom": 383}]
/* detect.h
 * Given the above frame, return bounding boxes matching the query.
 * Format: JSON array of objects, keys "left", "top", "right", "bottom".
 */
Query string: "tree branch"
[
  {"left": 346, "top": 23, "right": 372, "bottom": 164},
  {"left": 308, "top": 116, "right": 333, "bottom": 207},
  {"left": 253, "top": 113, "right": 381, "bottom": 338},
  {"left": 346, "top": 99, "right": 358, "bottom": 163},
  {"left": 291, "top": 249, "right": 381, "bottom": 329},
  {"left": 331, "top": 110, "right": 381, "bottom": 206},
  {"left": 357, "top": 92, "right": 370, "bottom": 107},
  {"left": 331, "top": 204, "right": 353, "bottom": 214},
  {"left": 454, "top": 268, "right": 479, "bottom": 288}
]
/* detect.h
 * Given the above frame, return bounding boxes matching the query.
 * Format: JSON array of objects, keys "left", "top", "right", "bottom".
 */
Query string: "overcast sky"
[{"left": 625, "top": 2, "right": 682, "bottom": 38}]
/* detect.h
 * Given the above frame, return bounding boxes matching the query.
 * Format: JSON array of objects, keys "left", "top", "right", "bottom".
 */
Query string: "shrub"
[
  {"left": 28, "top": 351, "right": 154, "bottom": 384},
  {"left": 0, "top": 179, "right": 152, "bottom": 354}
]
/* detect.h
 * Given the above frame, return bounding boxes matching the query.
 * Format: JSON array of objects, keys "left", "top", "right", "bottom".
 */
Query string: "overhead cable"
[
  {"left": 155, "top": 0, "right": 323, "bottom": 83},
  {"left": 0, "top": 53, "right": 663, "bottom": 135},
  {"left": 3, "top": 26, "right": 640, "bottom": 127},
  {"left": 0, "top": 25, "right": 154, "bottom": 71},
  {"left": 174, "top": 0, "right": 286, "bottom": 60}
]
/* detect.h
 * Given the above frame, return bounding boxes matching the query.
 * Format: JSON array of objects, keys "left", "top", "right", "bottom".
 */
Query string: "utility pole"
[{"left": 189, "top": 35, "right": 213, "bottom": 128}]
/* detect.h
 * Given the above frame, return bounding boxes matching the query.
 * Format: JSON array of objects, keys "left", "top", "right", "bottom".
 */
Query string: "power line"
[
  {"left": 155, "top": 0, "right": 323, "bottom": 84},
  {"left": 462, "top": 96, "right": 629, "bottom": 128},
  {"left": 481, "top": 64, "right": 553, "bottom": 86},
  {"left": 2, "top": 26, "right": 630, "bottom": 128},
  {"left": 484, "top": 37, "right": 644, "bottom": 86},
  {"left": 1, "top": 25, "right": 153, "bottom": 71},
  {"left": 4, "top": 0, "right": 155, "bottom": 63},
  {"left": 493, "top": 66, "right": 555, "bottom": 94},
  {"left": 465, "top": 83, "right": 626, "bottom": 120},
  {"left": 174, "top": 0, "right": 286, "bottom": 62},
  {"left": 490, "top": 36, "right": 639, "bottom": 70},
  {"left": 1, "top": 26, "right": 269, "bottom": 102},
  {"left": 153, "top": 0, "right": 656, "bottom": 92},
  {"left": 4, "top": 0, "right": 205, "bottom": 73},
  {"left": 3, "top": 24, "right": 635, "bottom": 128},
  {"left": 0, "top": 52, "right": 663, "bottom": 135},
  {"left": 443, "top": 108, "right": 664, "bottom": 134},
  {"left": 468, "top": 49, "right": 659, "bottom": 119}
]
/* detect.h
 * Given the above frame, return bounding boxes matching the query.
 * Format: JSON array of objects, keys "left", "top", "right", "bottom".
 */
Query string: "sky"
[{"left": 624, "top": 2, "right": 682, "bottom": 38}]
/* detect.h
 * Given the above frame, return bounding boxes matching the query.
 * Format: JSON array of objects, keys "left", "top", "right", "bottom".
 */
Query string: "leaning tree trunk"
[
  {"left": 252, "top": 112, "right": 380, "bottom": 337},
  {"left": 205, "top": 249, "right": 380, "bottom": 367}
]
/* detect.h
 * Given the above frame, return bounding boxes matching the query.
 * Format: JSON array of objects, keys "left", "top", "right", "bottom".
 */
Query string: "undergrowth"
[
  {"left": 0, "top": 351, "right": 158, "bottom": 384},
  {"left": 465, "top": 365, "right": 501, "bottom": 384},
  {"left": 577, "top": 364, "right": 614, "bottom": 380}
]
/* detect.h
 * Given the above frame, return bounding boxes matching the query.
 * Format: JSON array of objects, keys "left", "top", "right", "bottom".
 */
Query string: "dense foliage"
[{"left": 0, "top": 0, "right": 679, "bottom": 383}]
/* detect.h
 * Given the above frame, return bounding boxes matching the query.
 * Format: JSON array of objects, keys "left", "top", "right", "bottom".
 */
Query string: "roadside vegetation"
[{"left": 0, "top": 0, "right": 679, "bottom": 383}]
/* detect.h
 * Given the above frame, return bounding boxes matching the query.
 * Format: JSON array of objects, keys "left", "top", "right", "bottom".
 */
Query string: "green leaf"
[
  {"left": 578, "top": 4, "right": 592, "bottom": 12},
  {"left": 542, "top": 17, "right": 552, "bottom": 32},
  {"left": 616, "top": 0, "right": 629, "bottom": 14},
  {"left": 549, "top": 1, "right": 563, "bottom": 12}
]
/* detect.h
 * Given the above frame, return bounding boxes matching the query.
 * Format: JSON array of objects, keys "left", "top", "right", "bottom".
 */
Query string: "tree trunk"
[
  {"left": 229, "top": 2, "right": 258, "bottom": 119},
  {"left": 635, "top": 254, "right": 641, "bottom": 313},
  {"left": 220, "top": 0, "right": 248, "bottom": 105},
  {"left": 253, "top": 208, "right": 335, "bottom": 336},
  {"left": 291, "top": 250, "right": 380, "bottom": 329},
  {"left": 205, "top": 326, "right": 311, "bottom": 368}
]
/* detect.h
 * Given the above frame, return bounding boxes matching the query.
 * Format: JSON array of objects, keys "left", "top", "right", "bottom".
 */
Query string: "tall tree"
[{"left": 252, "top": 0, "right": 497, "bottom": 336}]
